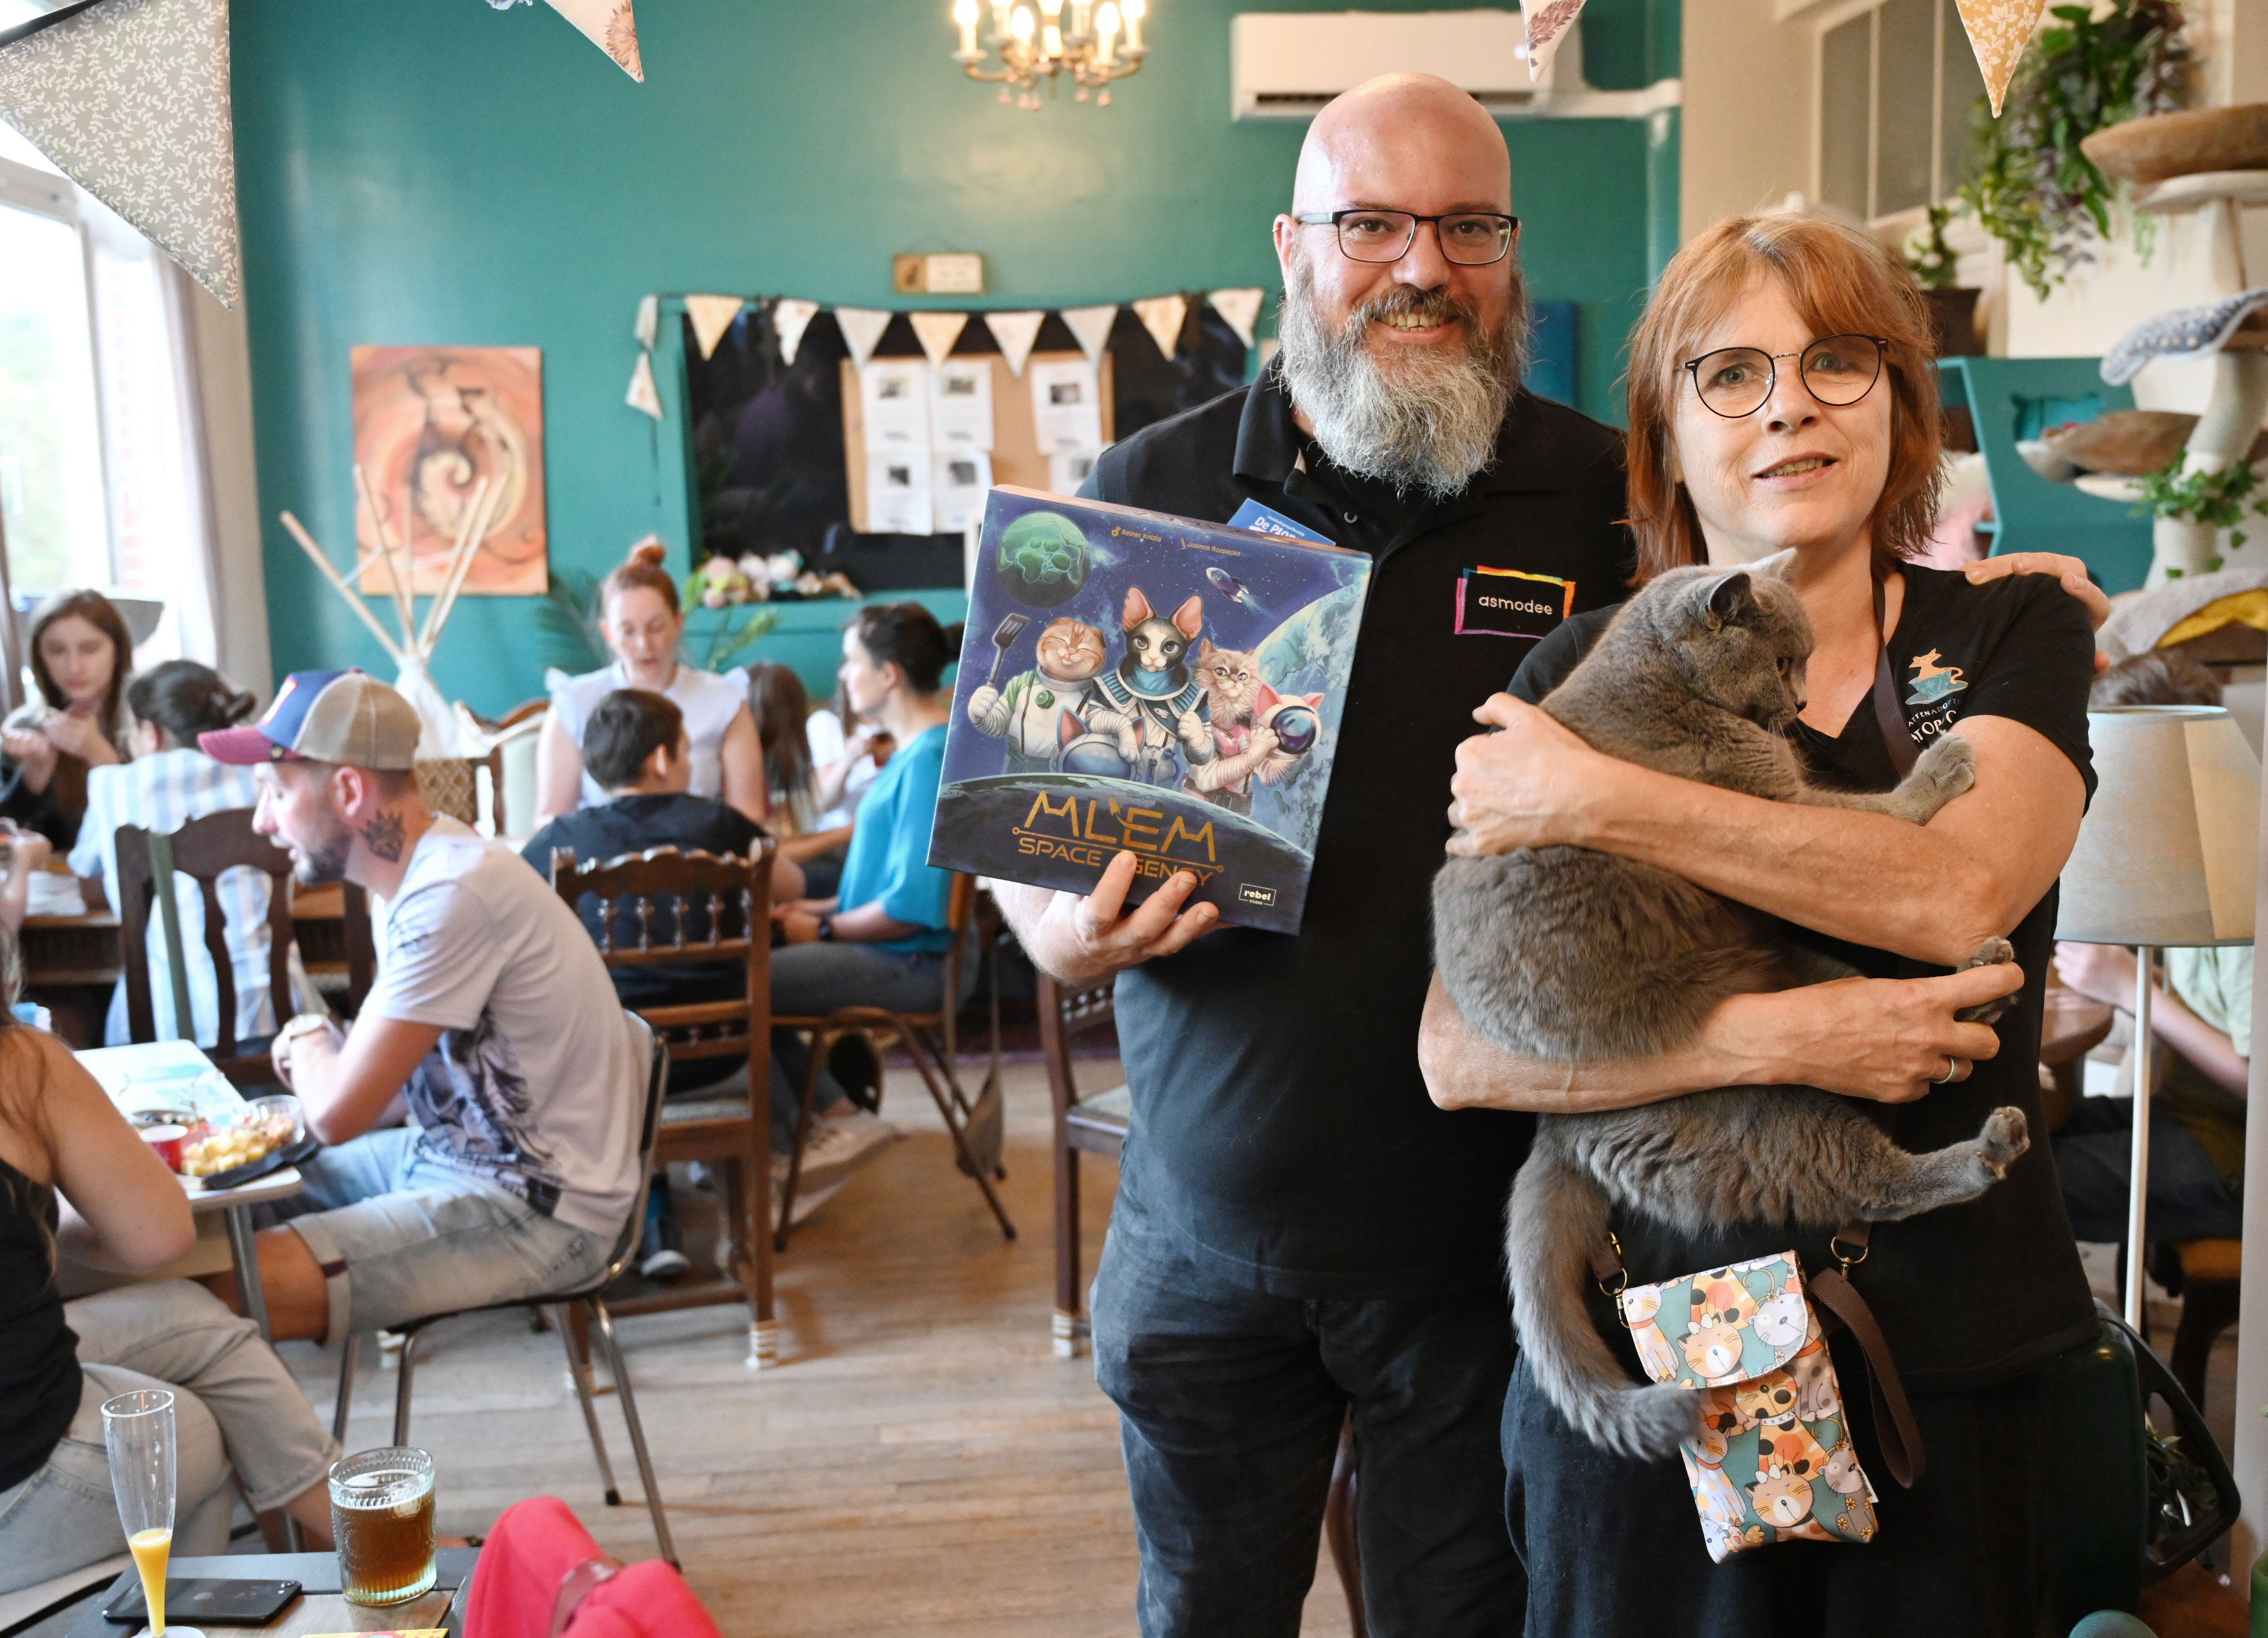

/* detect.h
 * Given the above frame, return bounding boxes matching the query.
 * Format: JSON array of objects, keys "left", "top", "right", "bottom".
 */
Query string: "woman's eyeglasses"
[
  {"left": 1293, "top": 209, "right": 1520, "bottom": 266},
  {"left": 1683, "top": 334, "right": 1890, "bottom": 419}
]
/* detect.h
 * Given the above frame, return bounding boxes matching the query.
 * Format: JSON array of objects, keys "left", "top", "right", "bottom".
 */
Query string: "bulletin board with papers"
[{"left": 841, "top": 350, "right": 1116, "bottom": 536}]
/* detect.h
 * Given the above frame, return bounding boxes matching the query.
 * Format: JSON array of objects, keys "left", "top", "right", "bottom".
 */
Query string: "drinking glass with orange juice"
[{"left": 100, "top": 1391, "right": 205, "bottom": 1638}]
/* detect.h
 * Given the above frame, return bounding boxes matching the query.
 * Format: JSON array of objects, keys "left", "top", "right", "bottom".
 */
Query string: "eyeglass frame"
[
  {"left": 1291, "top": 208, "right": 1522, "bottom": 266},
  {"left": 1681, "top": 334, "right": 1893, "bottom": 419}
]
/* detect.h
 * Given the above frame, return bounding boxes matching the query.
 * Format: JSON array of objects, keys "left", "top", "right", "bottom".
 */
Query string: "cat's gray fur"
[{"left": 1432, "top": 556, "right": 2028, "bottom": 1460}]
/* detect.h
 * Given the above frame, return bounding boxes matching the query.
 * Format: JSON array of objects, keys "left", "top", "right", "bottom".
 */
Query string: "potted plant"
[
  {"left": 1905, "top": 203, "right": 1982, "bottom": 356},
  {"left": 2134, "top": 457, "right": 2267, "bottom": 579},
  {"left": 1958, "top": 0, "right": 2193, "bottom": 301}
]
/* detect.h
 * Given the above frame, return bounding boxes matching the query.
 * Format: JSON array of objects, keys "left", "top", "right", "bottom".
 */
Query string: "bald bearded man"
[{"left": 992, "top": 76, "right": 1631, "bottom": 1635}]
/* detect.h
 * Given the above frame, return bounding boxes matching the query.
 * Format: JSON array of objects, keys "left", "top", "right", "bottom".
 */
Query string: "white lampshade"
[{"left": 2057, "top": 705, "right": 2260, "bottom": 948}]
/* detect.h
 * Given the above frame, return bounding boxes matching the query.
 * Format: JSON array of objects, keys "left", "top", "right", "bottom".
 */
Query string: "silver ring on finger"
[{"left": 1931, "top": 1056, "right": 1962, "bottom": 1085}]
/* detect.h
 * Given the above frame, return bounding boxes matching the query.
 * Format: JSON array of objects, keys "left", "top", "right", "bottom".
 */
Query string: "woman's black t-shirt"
[
  {"left": 1507, "top": 564, "right": 2101, "bottom": 1393},
  {"left": 0, "top": 1158, "right": 80, "bottom": 1491}
]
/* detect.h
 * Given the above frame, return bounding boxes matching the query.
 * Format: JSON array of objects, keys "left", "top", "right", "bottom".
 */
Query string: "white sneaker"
[
  {"left": 778, "top": 1108, "right": 898, "bottom": 1196},
  {"left": 641, "top": 1248, "right": 691, "bottom": 1280}
]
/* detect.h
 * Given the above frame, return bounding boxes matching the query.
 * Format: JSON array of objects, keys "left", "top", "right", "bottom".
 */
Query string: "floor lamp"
[{"left": 2057, "top": 704, "right": 2258, "bottom": 1332}]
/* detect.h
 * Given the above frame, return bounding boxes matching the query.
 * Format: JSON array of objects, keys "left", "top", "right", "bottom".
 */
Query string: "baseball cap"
[{"left": 200, "top": 669, "right": 420, "bottom": 770}]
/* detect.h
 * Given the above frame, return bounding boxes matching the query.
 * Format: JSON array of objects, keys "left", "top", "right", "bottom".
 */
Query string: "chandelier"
[{"left": 949, "top": 0, "right": 1149, "bottom": 108}]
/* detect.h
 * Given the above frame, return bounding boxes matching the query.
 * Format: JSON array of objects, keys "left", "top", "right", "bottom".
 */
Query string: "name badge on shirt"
[{"left": 1454, "top": 567, "right": 1574, "bottom": 639}]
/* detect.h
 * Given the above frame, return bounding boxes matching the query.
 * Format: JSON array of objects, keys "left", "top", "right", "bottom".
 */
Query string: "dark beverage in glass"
[{"left": 329, "top": 1447, "right": 436, "bottom": 1604}]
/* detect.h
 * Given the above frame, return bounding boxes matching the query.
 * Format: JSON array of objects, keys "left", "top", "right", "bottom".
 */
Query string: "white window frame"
[{"left": 1810, "top": 0, "right": 1964, "bottom": 226}]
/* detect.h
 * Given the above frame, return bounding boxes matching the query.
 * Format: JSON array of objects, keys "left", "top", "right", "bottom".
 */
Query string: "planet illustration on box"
[{"left": 994, "top": 511, "right": 1091, "bottom": 609}]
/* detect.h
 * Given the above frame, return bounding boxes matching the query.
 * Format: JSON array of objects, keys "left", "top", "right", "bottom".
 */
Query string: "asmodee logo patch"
[{"left": 1454, "top": 566, "right": 1574, "bottom": 640}]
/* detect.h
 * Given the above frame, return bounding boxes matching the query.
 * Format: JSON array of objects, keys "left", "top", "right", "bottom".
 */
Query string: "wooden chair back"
[
  {"left": 548, "top": 842, "right": 776, "bottom": 1080},
  {"left": 116, "top": 809, "right": 296, "bottom": 1080}
]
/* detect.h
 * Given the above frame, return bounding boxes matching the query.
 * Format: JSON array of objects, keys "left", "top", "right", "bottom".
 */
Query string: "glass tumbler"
[{"left": 329, "top": 1446, "right": 437, "bottom": 1605}]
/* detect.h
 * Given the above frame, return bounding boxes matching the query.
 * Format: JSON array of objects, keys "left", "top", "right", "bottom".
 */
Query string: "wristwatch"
[
  {"left": 278, "top": 1012, "right": 332, "bottom": 1045},
  {"left": 816, "top": 914, "right": 835, "bottom": 942}
]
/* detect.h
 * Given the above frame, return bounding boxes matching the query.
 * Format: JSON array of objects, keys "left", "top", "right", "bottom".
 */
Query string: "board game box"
[{"left": 930, "top": 485, "right": 1372, "bottom": 934}]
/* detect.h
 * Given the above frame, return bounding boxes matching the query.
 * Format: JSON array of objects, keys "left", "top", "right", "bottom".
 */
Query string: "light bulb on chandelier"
[{"left": 947, "top": 0, "right": 1151, "bottom": 108}]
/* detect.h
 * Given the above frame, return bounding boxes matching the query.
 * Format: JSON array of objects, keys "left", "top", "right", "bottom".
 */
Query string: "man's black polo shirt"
[{"left": 1081, "top": 368, "right": 1633, "bottom": 1297}]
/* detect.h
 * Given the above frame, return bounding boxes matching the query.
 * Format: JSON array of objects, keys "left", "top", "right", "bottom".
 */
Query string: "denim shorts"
[{"left": 267, "top": 1128, "right": 615, "bottom": 1341}]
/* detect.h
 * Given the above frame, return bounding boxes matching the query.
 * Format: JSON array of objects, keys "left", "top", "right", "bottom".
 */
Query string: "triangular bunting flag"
[
  {"left": 984, "top": 310, "right": 1046, "bottom": 376},
  {"left": 626, "top": 350, "right": 663, "bottom": 419},
  {"left": 633, "top": 294, "right": 658, "bottom": 350},
  {"left": 1132, "top": 294, "right": 1189, "bottom": 362},
  {"left": 1208, "top": 288, "right": 1264, "bottom": 351},
  {"left": 684, "top": 294, "right": 744, "bottom": 360},
  {"left": 835, "top": 307, "right": 892, "bottom": 371},
  {"left": 541, "top": 0, "right": 644, "bottom": 82},
  {"left": 0, "top": 0, "right": 242, "bottom": 306},
  {"left": 772, "top": 298, "right": 820, "bottom": 366},
  {"left": 1954, "top": 0, "right": 2048, "bottom": 116},
  {"left": 1060, "top": 305, "right": 1119, "bottom": 366},
  {"left": 909, "top": 311, "right": 970, "bottom": 367},
  {"left": 1521, "top": 0, "right": 1586, "bottom": 80}
]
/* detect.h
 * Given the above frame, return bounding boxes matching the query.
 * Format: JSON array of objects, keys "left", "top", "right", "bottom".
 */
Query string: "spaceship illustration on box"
[{"left": 930, "top": 486, "right": 1372, "bottom": 934}]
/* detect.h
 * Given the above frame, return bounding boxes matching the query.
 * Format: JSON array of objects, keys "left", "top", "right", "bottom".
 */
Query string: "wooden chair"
[
  {"left": 551, "top": 842, "right": 782, "bottom": 1368},
  {"left": 464, "top": 697, "right": 548, "bottom": 837},
  {"left": 1035, "top": 969, "right": 1365, "bottom": 1636},
  {"left": 114, "top": 810, "right": 366, "bottom": 1085},
  {"left": 773, "top": 872, "right": 1015, "bottom": 1250},
  {"left": 2157, "top": 1239, "right": 2242, "bottom": 1410}
]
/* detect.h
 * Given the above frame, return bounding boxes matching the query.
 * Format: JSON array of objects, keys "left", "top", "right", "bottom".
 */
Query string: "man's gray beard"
[
  {"left": 291, "top": 807, "right": 353, "bottom": 886},
  {"left": 1275, "top": 258, "right": 1528, "bottom": 503}
]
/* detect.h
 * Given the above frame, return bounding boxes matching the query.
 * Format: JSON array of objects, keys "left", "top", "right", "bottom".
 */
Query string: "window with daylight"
[
  {"left": 1815, "top": 0, "right": 1988, "bottom": 223},
  {"left": 0, "top": 112, "right": 218, "bottom": 692}
]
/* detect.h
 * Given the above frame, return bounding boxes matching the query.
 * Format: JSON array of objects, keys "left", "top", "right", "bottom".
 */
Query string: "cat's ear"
[
  {"left": 1059, "top": 712, "right": 1087, "bottom": 747},
  {"left": 1122, "top": 587, "right": 1154, "bottom": 629},
  {"left": 1303, "top": 693, "right": 1324, "bottom": 709},
  {"left": 1256, "top": 682, "right": 1281, "bottom": 711},
  {"left": 1750, "top": 547, "right": 1800, "bottom": 582},
  {"left": 1197, "top": 638, "right": 1216, "bottom": 662},
  {"left": 1171, "top": 596, "right": 1205, "bottom": 640},
  {"left": 1705, "top": 570, "right": 1758, "bottom": 629}
]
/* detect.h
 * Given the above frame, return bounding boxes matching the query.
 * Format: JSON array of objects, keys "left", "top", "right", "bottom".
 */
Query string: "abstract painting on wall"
[{"left": 350, "top": 344, "right": 548, "bottom": 597}]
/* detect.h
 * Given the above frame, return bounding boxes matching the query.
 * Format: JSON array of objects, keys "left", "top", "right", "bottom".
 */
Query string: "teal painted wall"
[{"left": 232, "top": 0, "right": 1678, "bottom": 713}]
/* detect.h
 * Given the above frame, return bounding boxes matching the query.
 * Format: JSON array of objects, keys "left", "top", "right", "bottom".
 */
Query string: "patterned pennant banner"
[
  {"left": 771, "top": 298, "right": 819, "bottom": 366},
  {"left": 0, "top": 0, "right": 241, "bottom": 306},
  {"left": 1522, "top": 0, "right": 1586, "bottom": 79},
  {"left": 625, "top": 350, "right": 662, "bottom": 418},
  {"left": 1954, "top": 0, "right": 2048, "bottom": 116},
  {"left": 984, "top": 310, "right": 1046, "bottom": 376},
  {"left": 542, "top": 0, "right": 643, "bottom": 81},
  {"left": 633, "top": 293, "right": 658, "bottom": 350},
  {"left": 909, "top": 310, "right": 970, "bottom": 367},
  {"left": 1207, "top": 288, "right": 1264, "bottom": 350},
  {"left": 1059, "top": 305, "right": 1119, "bottom": 366},
  {"left": 835, "top": 307, "right": 893, "bottom": 371},
  {"left": 684, "top": 294, "right": 744, "bottom": 360},
  {"left": 1131, "top": 294, "right": 1189, "bottom": 362}
]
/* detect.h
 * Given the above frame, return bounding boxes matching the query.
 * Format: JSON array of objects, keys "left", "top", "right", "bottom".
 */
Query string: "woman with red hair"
[{"left": 1424, "top": 213, "right": 2108, "bottom": 1633}]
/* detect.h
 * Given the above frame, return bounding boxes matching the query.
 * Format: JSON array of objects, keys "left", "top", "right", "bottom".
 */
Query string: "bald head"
[{"left": 1293, "top": 74, "right": 1511, "bottom": 217}]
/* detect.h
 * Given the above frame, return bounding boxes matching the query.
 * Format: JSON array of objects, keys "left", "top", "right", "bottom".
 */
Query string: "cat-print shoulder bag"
[{"left": 1596, "top": 1235, "right": 1925, "bottom": 1564}]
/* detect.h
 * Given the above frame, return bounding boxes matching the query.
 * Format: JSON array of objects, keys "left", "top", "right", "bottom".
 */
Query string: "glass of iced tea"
[{"left": 329, "top": 1447, "right": 436, "bottom": 1605}]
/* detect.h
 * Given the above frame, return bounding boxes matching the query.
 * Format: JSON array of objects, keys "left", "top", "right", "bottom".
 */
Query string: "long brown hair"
[
  {"left": 1624, "top": 214, "right": 1943, "bottom": 584},
  {"left": 744, "top": 662, "right": 813, "bottom": 797},
  {"left": 601, "top": 539, "right": 681, "bottom": 619},
  {"left": 0, "top": 922, "right": 57, "bottom": 1270},
  {"left": 27, "top": 589, "right": 134, "bottom": 743}
]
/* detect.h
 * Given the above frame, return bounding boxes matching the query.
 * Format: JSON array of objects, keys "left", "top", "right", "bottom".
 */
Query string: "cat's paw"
[
  {"left": 1977, "top": 1106, "right": 2030, "bottom": 1174},
  {"left": 1913, "top": 733, "right": 1977, "bottom": 801},
  {"left": 1955, "top": 937, "right": 2020, "bottom": 1024}
]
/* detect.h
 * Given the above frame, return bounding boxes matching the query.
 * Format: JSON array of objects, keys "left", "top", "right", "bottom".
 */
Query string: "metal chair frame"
[
  {"left": 772, "top": 872, "right": 1015, "bottom": 1250},
  {"left": 332, "top": 1023, "right": 678, "bottom": 1562}
]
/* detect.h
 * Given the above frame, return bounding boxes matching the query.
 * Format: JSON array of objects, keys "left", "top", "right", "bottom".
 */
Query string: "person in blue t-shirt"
[{"left": 768, "top": 605, "right": 972, "bottom": 1209}]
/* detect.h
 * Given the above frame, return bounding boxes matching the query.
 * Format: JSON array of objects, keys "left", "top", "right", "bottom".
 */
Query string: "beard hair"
[
  {"left": 290, "top": 804, "right": 355, "bottom": 886},
  {"left": 1274, "top": 255, "right": 1530, "bottom": 502}
]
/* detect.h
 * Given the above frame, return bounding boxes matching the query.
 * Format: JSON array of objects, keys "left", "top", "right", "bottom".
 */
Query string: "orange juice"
[{"left": 127, "top": 1526, "right": 169, "bottom": 1633}]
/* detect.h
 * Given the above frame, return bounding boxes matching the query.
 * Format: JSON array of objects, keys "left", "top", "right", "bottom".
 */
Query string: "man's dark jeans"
[{"left": 1091, "top": 1176, "right": 1524, "bottom": 1637}]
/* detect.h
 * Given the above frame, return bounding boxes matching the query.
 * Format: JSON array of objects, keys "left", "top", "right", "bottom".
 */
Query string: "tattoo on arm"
[{"left": 360, "top": 808, "right": 406, "bottom": 862}]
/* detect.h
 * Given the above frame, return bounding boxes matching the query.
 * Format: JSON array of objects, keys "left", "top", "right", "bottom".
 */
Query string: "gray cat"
[{"left": 1432, "top": 558, "right": 2028, "bottom": 1459}]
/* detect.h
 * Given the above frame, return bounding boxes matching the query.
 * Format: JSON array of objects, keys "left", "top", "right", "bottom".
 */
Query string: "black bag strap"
[
  {"left": 1808, "top": 1263, "right": 1926, "bottom": 1488},
  {"left": 1870, "top": 575, "right": 1916, "bottom": 778}
]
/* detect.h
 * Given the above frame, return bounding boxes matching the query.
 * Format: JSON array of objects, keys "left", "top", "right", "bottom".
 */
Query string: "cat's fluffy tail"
[{"left": 1506, "top": 1148, "right": 1698, "bottom": 1461}]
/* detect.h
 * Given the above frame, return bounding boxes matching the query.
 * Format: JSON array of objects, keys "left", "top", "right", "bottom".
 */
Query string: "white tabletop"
[{"left": 77, "top": 1039, "right": 303, "bottom": 1211}]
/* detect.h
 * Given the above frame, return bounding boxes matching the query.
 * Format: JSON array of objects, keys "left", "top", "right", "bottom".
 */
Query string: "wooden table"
[
  {"left": 63, "top": 1549, "right": 478, "bottom": 1637},
  {"left": 2040, "top": 977, "right": 2116, "bottom": 1132},
  {"left": 75, "top": 1041, "right": 303, "bottom": 1344}
]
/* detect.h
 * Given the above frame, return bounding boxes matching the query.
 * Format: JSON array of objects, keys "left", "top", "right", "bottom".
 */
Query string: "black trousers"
[
  {"left": 1504, "top": 1344, "right": 2052, "bottom": 1638},
  {"left": 1091, "top": 1179, "right": 1525, "bottom": 1638},
  {"left": 2053, "top": 1097, "right": 2243, "bottom": 1245}
]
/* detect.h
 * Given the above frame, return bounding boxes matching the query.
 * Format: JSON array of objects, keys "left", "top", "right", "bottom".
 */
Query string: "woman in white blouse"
[{"left": 535, "top": 542, "right": 766, "bottom": 824}]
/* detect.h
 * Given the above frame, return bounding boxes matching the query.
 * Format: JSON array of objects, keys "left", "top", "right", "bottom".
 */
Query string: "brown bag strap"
[
  {"left": 1808, "top": 1264, "right": 1927, "bottom": 1489},
  {"left": 1870, "top": 575, "right": 1917, "bottom": 778}
]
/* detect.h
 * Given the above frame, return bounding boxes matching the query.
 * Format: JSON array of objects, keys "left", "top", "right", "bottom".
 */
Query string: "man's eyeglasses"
[
  {"left": 1683, "top": 334, "right": 1891, "bottom": 419},
  {"left": 1294, "top": 209, "right": 1520, "bottom": 266}
]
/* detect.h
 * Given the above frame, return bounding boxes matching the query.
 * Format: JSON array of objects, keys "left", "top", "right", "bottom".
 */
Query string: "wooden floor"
[{"left": 280, "top": 1058, "right": 1358, "bottom": 1638}]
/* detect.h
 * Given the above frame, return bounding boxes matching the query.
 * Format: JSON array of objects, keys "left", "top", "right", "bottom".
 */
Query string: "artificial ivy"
[
  {"left": 2134, "top": 456, "right": 2266, "bottom": 564},
  {"left": 1959, "top": 0, "right": 2191, "bottom": 301}
]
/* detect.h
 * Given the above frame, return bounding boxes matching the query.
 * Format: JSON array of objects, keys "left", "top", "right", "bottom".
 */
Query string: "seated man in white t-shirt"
[{"left": 197, "top": 671, "right": 644, "bottom": 1344}]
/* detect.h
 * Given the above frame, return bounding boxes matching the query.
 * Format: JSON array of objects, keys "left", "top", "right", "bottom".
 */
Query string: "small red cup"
[{"left": 140, "top": 1124, "right": 188, "bottom": 1173}]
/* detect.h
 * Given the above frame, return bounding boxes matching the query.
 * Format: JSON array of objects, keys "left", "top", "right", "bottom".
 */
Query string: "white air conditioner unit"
[{"left": 1230, "top": 10, "right": 1557, "bottom": 121}]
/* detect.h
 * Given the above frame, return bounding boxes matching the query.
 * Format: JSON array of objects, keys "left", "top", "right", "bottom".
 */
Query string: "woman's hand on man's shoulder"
[{"left": 1960, "top": 553, "right": 2111, "bottom": 672}]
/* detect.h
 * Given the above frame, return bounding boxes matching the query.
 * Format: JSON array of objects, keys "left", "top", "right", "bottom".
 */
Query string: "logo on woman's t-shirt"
[{"left": 1904, "top": 650, "right": 1969, "bottom": 707}]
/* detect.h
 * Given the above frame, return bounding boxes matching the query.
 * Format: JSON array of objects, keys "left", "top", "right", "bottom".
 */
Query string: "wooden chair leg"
[
  {"left": 1324, "top": 1407, "right": 1365, "bottom": 1638},
  {"left": 332, "top": 1332, "right": 360, "bottom": 1445},
  {"left": 738, "top": 1124, "right": 778, "bottom": 1369},
  {"left": 2172, "top": 1278, "right": 2241, "bottom": 1410},
  {"left": 391, "top": 1329, "right": 420, "bottom": 1448},
  {"left": 1053, "top": 1141, "right": 1083, "bottom": 1356},
  {"left": 774, "top": 1028, "right": 835, "bottom": 1253}
]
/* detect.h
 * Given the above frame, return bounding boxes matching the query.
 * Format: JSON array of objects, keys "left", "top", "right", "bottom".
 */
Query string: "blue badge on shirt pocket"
[{"left": 1455, "top": 567, "right": 1573, "bottom": 639}]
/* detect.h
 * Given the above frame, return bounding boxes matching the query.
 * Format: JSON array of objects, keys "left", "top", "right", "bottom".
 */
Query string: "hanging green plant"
[
  {"left": 2134, "top": 456, "right": 2267, "bottom": 563},
  {"left": 1958, "top": 0, "right": 2191, "bottom": 301},
  {"left": 1905, "top": 203, "right": 1962, "bottom": 292}
]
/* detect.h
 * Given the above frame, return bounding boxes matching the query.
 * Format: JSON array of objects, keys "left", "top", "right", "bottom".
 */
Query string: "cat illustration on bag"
[{"left": 1432, "top": 555, "right": 2030, "bottom": 1462}]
